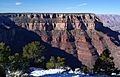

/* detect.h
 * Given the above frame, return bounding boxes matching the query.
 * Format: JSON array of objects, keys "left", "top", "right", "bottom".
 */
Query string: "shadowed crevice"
[{"left": 79, "top": 20, "right": 99, "bottom": 60}]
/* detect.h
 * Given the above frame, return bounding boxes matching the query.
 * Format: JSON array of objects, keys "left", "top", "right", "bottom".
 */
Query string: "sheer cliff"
[{"left": 0, "top": 13, "right": 120, "bottom": 69}]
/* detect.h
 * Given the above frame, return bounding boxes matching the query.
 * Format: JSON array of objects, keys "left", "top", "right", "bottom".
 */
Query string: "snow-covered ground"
[
  {"left": 29, "top": 68, "right": 108, "bottom": 77},
  {"left": 30, "top": 68, "right": 65, "bottom": 77},
  {"left": 6, "top": 67, "right": 119, "bottom": 77}
]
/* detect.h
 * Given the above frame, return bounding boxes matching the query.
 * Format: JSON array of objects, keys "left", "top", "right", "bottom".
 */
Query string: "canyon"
[{"left": 0, "top": 13, "right": 120, "bottom": 69}]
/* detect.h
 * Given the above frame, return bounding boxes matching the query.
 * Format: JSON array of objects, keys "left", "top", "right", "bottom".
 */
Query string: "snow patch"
[{"left": 30, "top": 69, "right": 65, "bottom": 76}]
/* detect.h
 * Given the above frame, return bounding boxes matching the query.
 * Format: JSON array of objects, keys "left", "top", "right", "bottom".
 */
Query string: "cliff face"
[
  {"left": 0, "top": 13, "right": 120, "bottom": 69},
  {"left": 96, "top": 14, "right": 120, "bottom": 69},
  {"left": 97, "top": 15, "right": 120, "bottom": 33}
]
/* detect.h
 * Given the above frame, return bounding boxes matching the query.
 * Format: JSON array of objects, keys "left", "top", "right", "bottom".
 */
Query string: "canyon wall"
[
  {"left": 98, "top": 14, "right": 120, "bottom": 33},
  {"left": 0, "top": 13, "right": 120, "bottom": 69}
]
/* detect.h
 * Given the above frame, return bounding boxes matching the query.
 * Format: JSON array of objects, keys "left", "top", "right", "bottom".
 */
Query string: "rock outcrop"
[{"left": 0, "top": 13, "right": 120, "bottom": 69}]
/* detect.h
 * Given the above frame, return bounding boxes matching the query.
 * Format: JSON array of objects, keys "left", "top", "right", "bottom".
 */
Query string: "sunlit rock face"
[
  {"left": 97, "top": 14, "right": 120, "bottom": 33},
  {"left": 0, "top": 13, "right": 120, "bottom": 69}
]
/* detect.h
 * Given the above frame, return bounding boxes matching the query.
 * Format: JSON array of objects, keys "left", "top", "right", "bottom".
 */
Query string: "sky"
[{"left": 0, "top": 0, "right": 120, "bottom": 14}]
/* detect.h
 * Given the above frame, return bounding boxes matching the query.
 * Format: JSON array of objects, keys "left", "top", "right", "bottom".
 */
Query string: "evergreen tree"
[
  {"left": 34, "top": 56, "right": 45, "bottom": 68},
  {"left": 0, "top": 41, "right": 46, "bottom": 72},
  {"left": 56, "top": 57, "right": 65, "bottom": 68},
  {"left": 80, "top": 66, "right": 89, "bottom": 74},
  {"left": 93, "top": 49, "right": 119, "bottom": 75},
  {"left": 22, "top": 41, "right": 46, "bottom": 67},
  {"left": 8, "top": 53, "right": 23, "bottom": 71},
  {"left": 46, "top": 56, "right": 65, "bottom": 69},
  {"left": 0, "top": 42, "right": 11, "bottom": 77},
  {"left": 46, "top": 56, "right": 56, "bottom": 69},
  {"left": 0, "top": 42, "right": 11, "bottom": 68},
  {"left": 22, "top": 41, "right": 45, "bottom": 59}
]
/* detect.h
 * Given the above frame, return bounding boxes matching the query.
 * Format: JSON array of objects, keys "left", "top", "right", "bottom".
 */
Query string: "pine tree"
[
  {"left": 0, "top": 42, "right": 11, "bottom": 76},
  {"left": 46, "top": 56, "right": 65, "bottom": 69},
  {"left": 22, "top": 41, "right": 45, "bottom": 59},
  {"left": 80, "top": 66, "right": 89, "bottom": 74},
  {"left": 93, "top": 49, "right": 119, "bottom": 75},
  {"left": 8, "top": 53, "right": 23, "bottom": 71},
  {"left": 46, "top": 56, "right": 56, "bottom": 69},
  {"left": 0, "top": 42, "right": 11, "bottom": 68},
  {"left": 56, "top": 57, "right": 65, "bottom": 68},
  {"left": 22, "top": 41, "right": 46, "bottom": 67}
]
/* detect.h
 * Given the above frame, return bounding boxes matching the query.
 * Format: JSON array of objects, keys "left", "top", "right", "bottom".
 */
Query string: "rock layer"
[{"left": 0, "top": 13, "right": 120, "bottom": 69}]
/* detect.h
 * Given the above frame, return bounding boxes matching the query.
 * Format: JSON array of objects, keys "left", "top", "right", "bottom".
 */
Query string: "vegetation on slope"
[
  {"left": 0, "top": 42, "right": 65, "bottom": 76},
  {"left": 93, "top": 49, "right": 119, "bottom": 75},
  {"left": 0, "top": 41, "right": 120, "bottom": 76}
]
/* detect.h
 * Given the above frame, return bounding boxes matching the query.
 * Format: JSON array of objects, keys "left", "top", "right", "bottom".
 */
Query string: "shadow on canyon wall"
[
  {"left": 80, "top": 20, "right": 99, "bottom": 59},
  {"left": 0, "top": 16, "right": 82, "bottom": 69},
  {"left": 94, "top": 20, "right": 120, "bottom": 46}
]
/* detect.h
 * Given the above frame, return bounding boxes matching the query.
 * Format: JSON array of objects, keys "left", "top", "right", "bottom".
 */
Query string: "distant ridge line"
[{"left": 0, "top": 13, "right": 95, "bottom": 14}]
